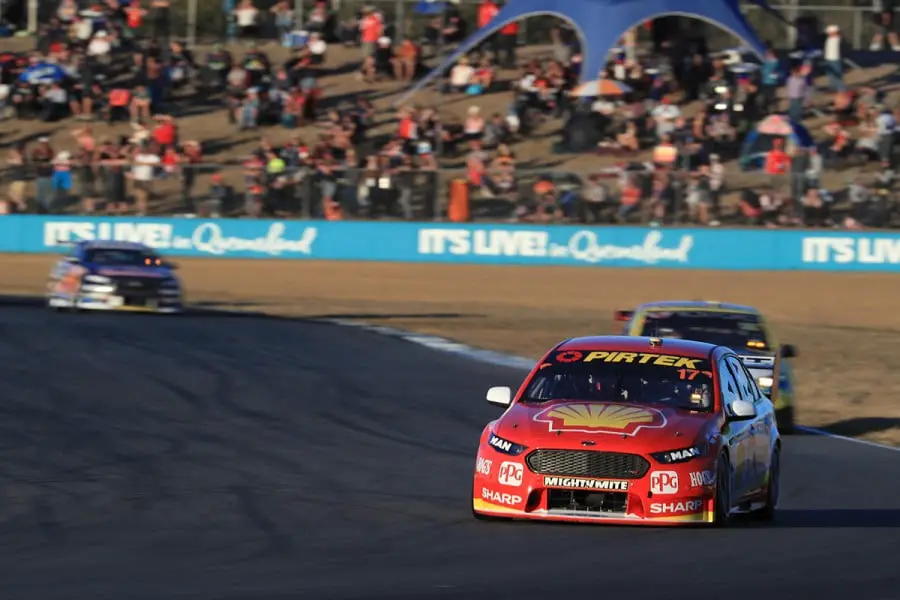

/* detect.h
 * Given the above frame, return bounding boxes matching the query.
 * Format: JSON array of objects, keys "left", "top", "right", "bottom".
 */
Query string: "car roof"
[
  {"left": 556, "top": 335, "right": 721, "bottom": 359},
  {"left": 78, "top": 240, "right": 152, "bottom": 252},
  {"left": 636, "top": 300, "right": 759, "bottom": 314}
]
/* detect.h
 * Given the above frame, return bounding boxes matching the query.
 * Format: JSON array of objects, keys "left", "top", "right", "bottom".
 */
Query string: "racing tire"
[
  {"left": 756, "top": 445, "right": 780, "bottom": 522},
  {"left": 713, "top": 453, "right": 734, "bottom": 527},
  {"left": 776, "top": 407, "right": 795, "bottom": 434}
]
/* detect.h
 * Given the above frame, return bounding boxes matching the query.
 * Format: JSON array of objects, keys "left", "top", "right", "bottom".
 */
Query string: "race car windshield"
[
  {"left": 85, "top": 248, "right": 162, "bottom": 266},
  {"left": 522, "top": 350, "right": 714, "bottom": 411},
  {"left": 639, "top": 311, "right": 770, "bottom": 352}
]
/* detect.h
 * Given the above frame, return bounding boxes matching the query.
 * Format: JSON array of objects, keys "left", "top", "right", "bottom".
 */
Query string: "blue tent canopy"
[
  {"left": 739, "top": 114, "right": 814, "bottom": 170},
  {"left": 397, "top": 0, "right": 775, "bottom": 106},
  {"left": 414, "top": 1, "right": 450, "bottom": 15}
]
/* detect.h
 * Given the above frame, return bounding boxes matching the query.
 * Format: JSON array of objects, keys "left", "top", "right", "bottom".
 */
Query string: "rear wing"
[{"left": 612, "top": 309, "right": 634, "bottom": 334}]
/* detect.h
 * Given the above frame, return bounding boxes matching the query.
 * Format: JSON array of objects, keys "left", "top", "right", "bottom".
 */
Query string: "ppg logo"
[
  {"left": 497, "top": 462, "right": 523, "bottom": 487},
  {"left": 649, "top": 470, "right": 679, "bottom": 495}
]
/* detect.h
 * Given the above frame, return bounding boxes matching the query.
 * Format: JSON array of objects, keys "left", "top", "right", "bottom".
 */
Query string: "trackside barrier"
[{"left": 2, "top": 216, "right": 900, "bottom": 271}]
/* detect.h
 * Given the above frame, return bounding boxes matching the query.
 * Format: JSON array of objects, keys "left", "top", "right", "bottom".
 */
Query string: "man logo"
[
  {"left": 497, "top": 462, "right": 523, "bottom": 487},
  {"left": 649, "top": 471, "right": 679, "bottom": 495}
]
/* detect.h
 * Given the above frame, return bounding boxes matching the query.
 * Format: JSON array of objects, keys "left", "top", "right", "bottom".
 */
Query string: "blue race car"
[
  {"left": 614, "top": 300, "right": 798, "bottom": 433},
  {"left": 46, "top": 240, "right": 183, "bottom": 314}
]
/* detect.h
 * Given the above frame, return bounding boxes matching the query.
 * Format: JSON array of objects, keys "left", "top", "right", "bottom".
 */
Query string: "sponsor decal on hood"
[{"left": 533, "top": 402, "right": 666, "bottom": 436}]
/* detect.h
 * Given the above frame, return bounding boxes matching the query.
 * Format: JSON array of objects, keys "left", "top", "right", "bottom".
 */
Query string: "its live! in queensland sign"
[{"left": 0, "top": 216, "right": 898, "bottom": 271}]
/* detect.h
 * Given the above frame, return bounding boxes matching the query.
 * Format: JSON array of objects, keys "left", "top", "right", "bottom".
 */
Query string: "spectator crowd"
[{"left": 0, "top": 0, "right": 898, "bottom": 228}]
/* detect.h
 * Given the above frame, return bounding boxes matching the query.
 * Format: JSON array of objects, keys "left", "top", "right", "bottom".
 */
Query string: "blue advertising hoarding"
[{"left": 1, "top": 216, "right": 899, "bottom": 271}]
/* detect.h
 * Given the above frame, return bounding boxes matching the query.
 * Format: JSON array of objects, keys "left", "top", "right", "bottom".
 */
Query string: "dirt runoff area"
[{"left": 4, "top": 254, "right": 900, "bottom": 445}]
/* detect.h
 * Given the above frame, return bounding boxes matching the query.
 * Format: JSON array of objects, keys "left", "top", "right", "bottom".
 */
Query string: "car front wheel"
[
  {"left": 713, "top": 453, "right": 734, "bottom": 527},
  {"left": 757, "top": 445, "right": 780, "bottom": 521}
]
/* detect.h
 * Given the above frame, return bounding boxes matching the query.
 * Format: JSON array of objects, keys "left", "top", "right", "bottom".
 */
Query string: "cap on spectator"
[
  {"left": 534, "top": 180, "right": 554, "bottom": 195},
  {"left": 468, "top": 105, "right": 480, "bottom": 115},
  {"left": 416, "top": 141, "right": 432, "bottom": 155},
  {"left": 38, "top": 136, "right": 49, "bottom": 143},
  {"left": 826, "top": 25, "right": 839, "bottom": 34},
  {"left": 378, "top": 36, "right": 391, "bottom": 47}
]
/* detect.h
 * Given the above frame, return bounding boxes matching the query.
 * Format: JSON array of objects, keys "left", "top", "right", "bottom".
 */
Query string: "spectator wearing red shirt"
[
  {"left": 764, "top": 137, "right": 789, "bottom": 190},
  {"left": 125, "top": 0, "right": 147, "bottom": 30},
  {"left": 398, "top": 106, "right": 418, "bottom": 153},
  {"left": 498, "top": 19, "right": 519, "bottom": 68},
  {"left": 360, "top": 6, "right": 383, "bottom": 59},
  {"left": 152, "top": 115, "right": 177, "bottom": 152},
  {"left": 477, "top": 0, "right": 499, "bottom": 57}
]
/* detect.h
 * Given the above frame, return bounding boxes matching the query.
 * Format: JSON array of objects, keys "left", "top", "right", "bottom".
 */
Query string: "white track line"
[
  {"left": 319, "top": 318, "right": 900, "bottom": 455},
  {"left": 794, "top": 426, "right": 900, "bottom": 453}
]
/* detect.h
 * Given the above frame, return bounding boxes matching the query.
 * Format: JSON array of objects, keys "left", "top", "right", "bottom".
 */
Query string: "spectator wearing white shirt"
[
  {"left": 130, "top": 144, "right": 160, "bottom": 215},
  {"left": 87, "top": 31, "right": 112, "bottom": 58},
  {"left": 876, "top": 105, "right": 896, "bottom": 165},
  {"left": 308, "top": 33, "right": 327, "bottom": 65},
  {"left": 449, "top": 56, "right": 474, "bottom": 92},
  {"left": 823, "top": 25, "right": 845, "bottom": 92},
  {"left": 234, "top": 0, "right": 260, "bottom": 39},
  {"left": 650, "top": 96, "right": 680, "bottom": 141},
  {"left": 805, "top": 147, "right": 823, "bottom": 189}
]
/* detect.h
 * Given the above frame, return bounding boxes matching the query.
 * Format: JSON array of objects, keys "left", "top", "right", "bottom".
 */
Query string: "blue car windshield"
[
  {"left": 84, "top": 248, "right": 162, "bottom": 266},
  {"left": 639, "top": 311, "right": 770, "bottom": 352},
  {"left": 523, "top": 350, "right": 714, "bottom": 411}
]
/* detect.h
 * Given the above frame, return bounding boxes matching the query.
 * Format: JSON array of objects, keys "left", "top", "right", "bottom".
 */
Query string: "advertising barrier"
[{"left": 2, "top": 216, "right": 900, "bottom": 271}]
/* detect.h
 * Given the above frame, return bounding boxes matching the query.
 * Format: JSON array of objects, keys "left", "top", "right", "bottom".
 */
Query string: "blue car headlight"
[
  {"left": 651, "top": 444, "right": 708, "bottom": 464},
  {"left": 488, "top": 432, "right": 528, "bottom": 456}
]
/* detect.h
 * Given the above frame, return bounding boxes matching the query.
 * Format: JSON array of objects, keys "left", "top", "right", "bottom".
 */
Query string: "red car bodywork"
[{"left": 472, "top": 336, "right": 776, "bottom": 525}]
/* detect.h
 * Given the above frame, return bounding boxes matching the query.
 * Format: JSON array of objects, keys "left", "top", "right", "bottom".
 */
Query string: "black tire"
[
  {"left": 776, "top": 406, "right": 795, "bottom": 434},
  {"left": 713, "top": 453, "right": 734, "bottom": 527},
  {"left": 757, "top": 445, "right": 780, "bottom": 522}
]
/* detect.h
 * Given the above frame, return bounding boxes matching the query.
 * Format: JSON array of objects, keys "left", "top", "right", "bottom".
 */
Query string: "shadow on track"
[
  {"left": 813, "top": 417, "right": 900, "bottom": 439},
  {"left": 769, "top": 509, "right": 900, "bottom": 528}
]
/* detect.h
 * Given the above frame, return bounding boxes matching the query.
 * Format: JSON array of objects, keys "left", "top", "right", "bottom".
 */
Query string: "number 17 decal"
[{"left": 677, "top": 369, "right": 712, "bottom": 380}]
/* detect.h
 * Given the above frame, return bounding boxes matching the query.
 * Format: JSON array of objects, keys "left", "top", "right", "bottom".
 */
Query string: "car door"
[
  {"left": 718, "top": 355, "right": 752, "bottom": 504},
  {"left": 726, "top": 355, "right": 768, "bottom": 495},
  {"left": 736, "top": 357, "right": 774, "bottom": 492}
]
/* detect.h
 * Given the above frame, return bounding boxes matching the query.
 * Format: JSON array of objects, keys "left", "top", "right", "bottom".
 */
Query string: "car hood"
[
  {"left": 86, "top": 265, "right": 171, "bottom": 278},
  {"left": 493, "top": 400, "right": 716, "bottom": 452}
]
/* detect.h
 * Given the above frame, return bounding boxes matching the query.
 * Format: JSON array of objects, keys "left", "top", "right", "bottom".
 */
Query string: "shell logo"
[{"left": 534, "top": 403, "right": 666, "bottom": 436}]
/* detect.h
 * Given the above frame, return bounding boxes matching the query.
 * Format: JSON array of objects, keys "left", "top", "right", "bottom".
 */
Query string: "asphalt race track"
[{"left": 2, "top": 302, "right": 900, "bottom": 600}]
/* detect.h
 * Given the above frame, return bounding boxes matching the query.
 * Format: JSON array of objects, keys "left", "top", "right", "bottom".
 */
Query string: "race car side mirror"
[
  {"left": 728, "top": 399, "right": 757, "bottom": 421},
  {"left": 780, "top": 344, "right": 797, "bottom": 359},
  {"left": 63, "top": 256, "right": 79, "bottom": 263},
  {"left": 486, "top": 386, "right": 512, "bottom": 407},
  {"left": 164, "top": 261, "right": 178, "bottom": 270}
]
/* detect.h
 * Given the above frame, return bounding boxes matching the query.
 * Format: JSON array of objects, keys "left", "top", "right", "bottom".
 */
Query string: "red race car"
[{"left": 472, "top": 336, "right": 781, "bottom": 526}]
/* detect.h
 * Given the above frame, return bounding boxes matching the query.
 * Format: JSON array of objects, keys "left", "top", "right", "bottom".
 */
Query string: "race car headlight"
[
  {"left": 487, "top": 432, "right": 527, "bottom": 456},
  {"left": 83, "top": 275, "right": 112, "bottom": 284},
  {"left": 757, "top": 376, "right": 774, "bottom": 388},
  {"left": 651, "top": 444, "right": 708, "bottom": 464}
]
